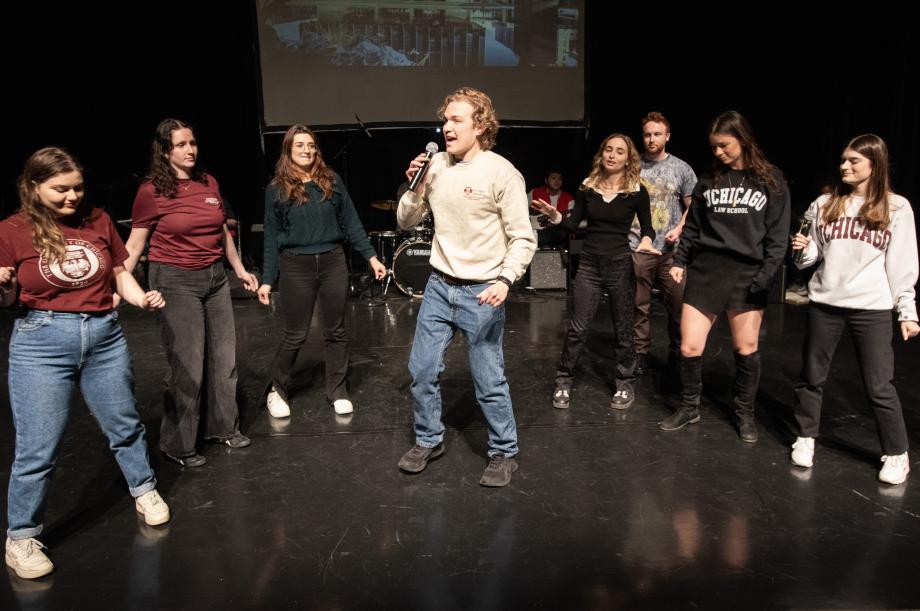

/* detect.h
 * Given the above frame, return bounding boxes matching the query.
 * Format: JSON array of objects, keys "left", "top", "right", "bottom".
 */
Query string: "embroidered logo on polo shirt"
[
  {"left": 39, "top": 239, "right": 105, "bottom": 288},
  {"left": 205, "top": 197, "right": 221, "bottom": 206}
]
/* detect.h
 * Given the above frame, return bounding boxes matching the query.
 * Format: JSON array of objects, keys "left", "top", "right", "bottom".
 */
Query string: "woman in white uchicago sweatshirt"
[{"left": 790, "top": 133, "right": 919, "bottom": 484}]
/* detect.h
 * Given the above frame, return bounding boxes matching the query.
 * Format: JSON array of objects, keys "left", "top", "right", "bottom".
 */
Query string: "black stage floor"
[{"left": 1, "top": 288, "right": 919, "bottom": 610}]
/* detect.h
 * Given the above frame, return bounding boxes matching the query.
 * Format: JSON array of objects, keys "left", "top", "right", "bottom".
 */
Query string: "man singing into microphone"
[{"left": 396, "top": 87, "right": 536, "bottom": 487}]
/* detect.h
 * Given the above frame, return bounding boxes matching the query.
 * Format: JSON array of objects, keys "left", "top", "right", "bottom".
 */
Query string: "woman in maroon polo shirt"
[
  {"left": 0, "top": 147, "right": 169, "bottom": 579},
  {"left": 124, "top": 119, "right": 258, "bottom": 468}
]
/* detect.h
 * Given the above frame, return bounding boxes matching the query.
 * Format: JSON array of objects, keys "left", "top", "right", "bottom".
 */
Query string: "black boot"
[
  {"left": 659, "top": 355, "right": 701, "bottom": 431},
  {"left": 733, "top": 351, "right": 761, "bottom": 443},
  {"left": 661, "top": 348, "right": 680, "bottom": 396}
]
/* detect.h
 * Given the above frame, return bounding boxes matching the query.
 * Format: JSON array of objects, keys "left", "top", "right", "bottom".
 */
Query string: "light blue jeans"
[
  {"left": 408, "top": 273, "right": 518, "bottom": 457},
  {"left": 6, "top": 310, "right": 156, "bottom": 539}
]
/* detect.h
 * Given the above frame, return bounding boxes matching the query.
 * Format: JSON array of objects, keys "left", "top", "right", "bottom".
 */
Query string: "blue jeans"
[
  {"left": 6, "top": 310, "right": 156, "bottom": 539},
  {"left": 408, "top": 273, "right": 518, "bottom": 457}
]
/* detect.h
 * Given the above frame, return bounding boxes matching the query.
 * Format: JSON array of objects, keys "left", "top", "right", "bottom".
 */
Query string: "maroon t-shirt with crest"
[
  {"left": 131, "top": 174, "right": 227, "bottom": 270},
  {"left": 0, "top": 209, "right": 128, "bottom": 312}
]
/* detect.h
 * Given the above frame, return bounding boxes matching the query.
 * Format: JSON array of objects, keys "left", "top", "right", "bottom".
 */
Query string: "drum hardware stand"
[{"left": 366, "top": 269, "right": 395, "bottom": 307}]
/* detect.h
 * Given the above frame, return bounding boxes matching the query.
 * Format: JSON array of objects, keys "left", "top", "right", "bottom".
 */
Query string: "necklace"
[
  {"left": 597, "top": 177, "right": 621, "bottom": 193},
  {"left": 728, "top": 173, "right": 746, "bottom": 207}
]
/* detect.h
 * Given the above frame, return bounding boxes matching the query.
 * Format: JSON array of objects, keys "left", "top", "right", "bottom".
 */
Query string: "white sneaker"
[
  {"left": 790, "top": 437, "right": 814, "bottom": 468},
  {"left": 879, "top": 452, "right": 910, "bottom": 485},
  {"left": 552, "top": 388, "right": 570, "bottom": 409},
  {"left": 333, "top": 399, "right": 354, "bottom": 415},
  {"left": 266, "top": 387, "right": 290, "bottom": 418},
  {"left": 5, "top": 537, "right": 53, "bottom": 579},
  {"left": 135, "top": 489, "right": 171, "bottom": 526}
]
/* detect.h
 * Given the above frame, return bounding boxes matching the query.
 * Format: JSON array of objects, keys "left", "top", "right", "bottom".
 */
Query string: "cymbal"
[{"left": 370, "top": 199, "right": 399, "bottom": 211}]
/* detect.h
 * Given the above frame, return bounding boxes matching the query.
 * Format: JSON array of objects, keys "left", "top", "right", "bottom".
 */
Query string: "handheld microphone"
[
  {"left": 794, "top": 207, "right": 817, "bottom": 264},
  {"left": 408, "top": 142, "right": 439, "bottom": 192}
]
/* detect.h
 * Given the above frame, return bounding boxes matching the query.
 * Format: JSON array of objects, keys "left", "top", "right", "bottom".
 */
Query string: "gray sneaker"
[
  {"left": 479, "top": 454, "right": 518, "bottom": 487},
  {"left": 207, "top": 432, "right": 251, "bottom": 449},
  {"left": 398, "top": 443, "right": 444, "bottom": 473}
]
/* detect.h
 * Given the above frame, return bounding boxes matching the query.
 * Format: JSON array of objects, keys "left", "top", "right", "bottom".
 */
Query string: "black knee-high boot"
[
  {"left": 659, "top": 355, "right": 701, "bottom": 431},
  {"left": 661, "top": 348, "right": 681, "bottom": 396},
  {"left": 733, "top": 351, "right": 761, "bottom": 443}
]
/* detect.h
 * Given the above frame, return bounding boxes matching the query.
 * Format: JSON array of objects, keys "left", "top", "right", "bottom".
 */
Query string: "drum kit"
[{"left": 367, "top": 200, "right": 433, "bottom": 299}]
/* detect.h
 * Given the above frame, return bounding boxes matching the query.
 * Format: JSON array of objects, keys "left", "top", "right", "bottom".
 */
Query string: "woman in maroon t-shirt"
[
  {"left": 124, "top": 119, "right": 258, "bottom": 468},
  {"left": 0, "top": 147, "right": 170, "bottom": 580}
]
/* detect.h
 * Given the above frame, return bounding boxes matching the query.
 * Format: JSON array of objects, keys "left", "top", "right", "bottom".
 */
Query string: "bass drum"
[{"left": 392, "top": 239, "right": 432, "bottom": 298}]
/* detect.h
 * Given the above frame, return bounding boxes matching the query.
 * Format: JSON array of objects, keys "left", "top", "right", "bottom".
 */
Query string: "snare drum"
[{"left": 391, "top": 239, "right": 432, "bottom": 297}]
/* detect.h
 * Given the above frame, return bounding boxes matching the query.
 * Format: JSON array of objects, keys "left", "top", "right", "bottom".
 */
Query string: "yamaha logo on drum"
[{"left": 407, "top": 248, "right": 431, "bottom": 257}]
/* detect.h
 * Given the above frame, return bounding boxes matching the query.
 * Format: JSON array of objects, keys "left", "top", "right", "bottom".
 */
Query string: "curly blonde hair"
[{"left": 437, "top": 87, "right": 499, "bottom": 151}]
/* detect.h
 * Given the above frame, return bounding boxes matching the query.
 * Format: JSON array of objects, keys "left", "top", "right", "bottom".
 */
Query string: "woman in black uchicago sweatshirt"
[{"left": 661, "top": 111, "right": 790, "bottom": 442}]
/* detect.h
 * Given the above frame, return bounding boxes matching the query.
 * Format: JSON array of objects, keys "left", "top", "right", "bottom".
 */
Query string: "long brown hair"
[
  {"left": 820, "top": 134, "right": 892, "bottom": 230},
  {"left": 581, "top": 133, "right": 642, "bottom": 193},
  {"left": 16, "top": 147, "right": 89, "bottom": 264},
  {"left": 146, "top": 118, "right": 207, "bottom": 199},
  {"left": 709, "top": 110, "right": 779, "bottom": 191},
  {"left": 270, "top": 124, "right": 335, "bottom": 202}
]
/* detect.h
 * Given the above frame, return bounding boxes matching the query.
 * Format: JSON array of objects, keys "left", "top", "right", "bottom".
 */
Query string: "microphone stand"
[{"left": 330, "top": 115, "right": 373, "bottom": 302}]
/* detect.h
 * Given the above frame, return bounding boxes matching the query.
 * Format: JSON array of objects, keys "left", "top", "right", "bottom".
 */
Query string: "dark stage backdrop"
[{"left": 4, "top": 2, "right": 919, "bottom": 269}]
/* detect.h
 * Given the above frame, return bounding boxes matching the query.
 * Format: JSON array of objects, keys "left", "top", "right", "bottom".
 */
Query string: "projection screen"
[{"left": 255, "top": 0, "right": 585, "bottom": 127}]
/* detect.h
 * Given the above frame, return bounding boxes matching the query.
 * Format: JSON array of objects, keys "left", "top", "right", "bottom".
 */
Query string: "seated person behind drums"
[
  {"left": 258, "top": 125, "right": 386, "bottom": 419},
  {"left": 528, "top": 169, "right": 573, "bottom": 249}
]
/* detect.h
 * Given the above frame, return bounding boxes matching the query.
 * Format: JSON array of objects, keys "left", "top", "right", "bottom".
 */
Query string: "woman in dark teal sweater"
[{"left": 258, "top": 125, "right": 386, "bottom": 418}]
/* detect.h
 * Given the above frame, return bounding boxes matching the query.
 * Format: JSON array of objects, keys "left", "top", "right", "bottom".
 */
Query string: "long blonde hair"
[
  {"left": 821, "top": 134, "right": 892, "bottom": 231},
  {"left": 16, "top": 147, "right": 88, "bottom": 264},
  {"left": 581, "top": 133, "right": 642, "bottom": 193}
]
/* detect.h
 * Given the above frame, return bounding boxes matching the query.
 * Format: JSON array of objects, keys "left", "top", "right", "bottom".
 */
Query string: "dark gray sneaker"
[
  {"left": 398, "top": 443, "right": 444, "bottom": 473},
  {"left": 479, "top": 454, "right": 518, "bottom": 487},
  {"left": 208, "top": 432, "right": 251, "bottom": 449},
  {"left": 164, "top": 452, "right": 207, "bottom": 468}
]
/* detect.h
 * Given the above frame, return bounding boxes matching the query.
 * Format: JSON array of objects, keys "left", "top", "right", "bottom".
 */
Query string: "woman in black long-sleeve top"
[
  {"left": 257, "top": 125, "right": 386, "bottom": 419},
  {"left": 533, "top": 133, "right": 657, "bottom": 410},
  {"left": 661, "top": 110, "right": 790, "bottom": 442}
]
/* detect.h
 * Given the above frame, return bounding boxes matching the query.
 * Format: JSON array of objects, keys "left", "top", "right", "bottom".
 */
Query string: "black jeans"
[
  {"left": 794, "top": 303, "right": 909, "bottom": 455},
  {"left": 148, "top": 261, "right": 241, "bottom": 456},
  {"left": 556, "top": 252, "right": 636, "bottom": 391},
  {"left": 272, "top": 247, "right": 349, "bottom": 403}
]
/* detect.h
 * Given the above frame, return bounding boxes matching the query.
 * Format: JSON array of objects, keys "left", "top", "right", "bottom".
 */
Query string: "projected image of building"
[{"left": 261, "top": 0, "right": 579, "bottom": 68}]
